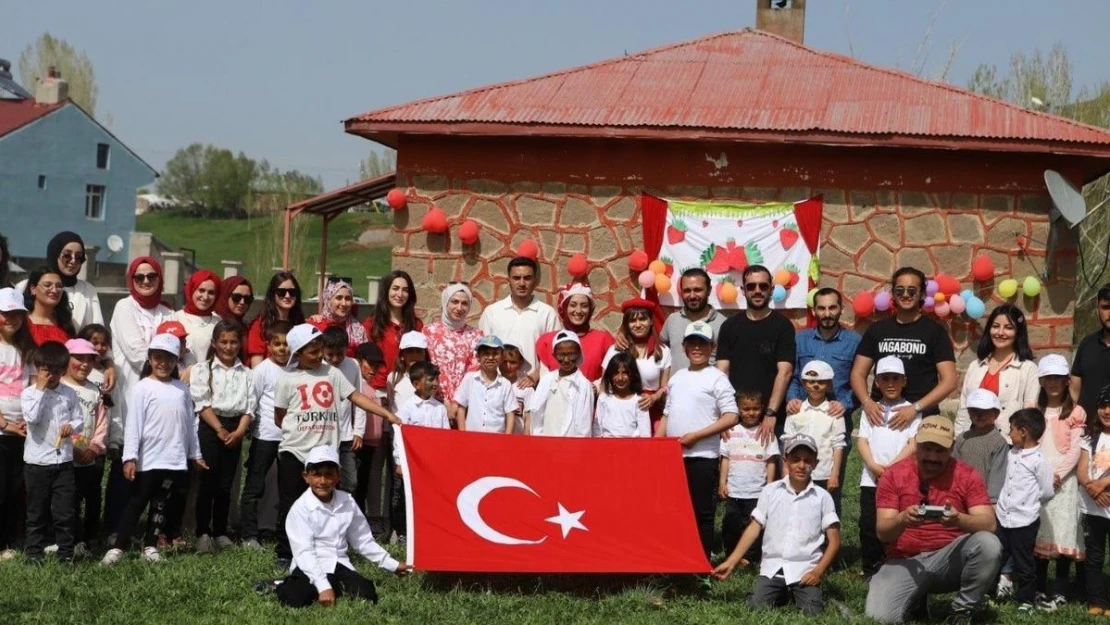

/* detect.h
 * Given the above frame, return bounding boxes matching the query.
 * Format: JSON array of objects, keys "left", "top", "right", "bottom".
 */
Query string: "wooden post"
[
  {"left": 282, "top": 209, "right": 292, "bottom": 270},
  {"left": 317, "top": 214, "right": 332, "bottom": 314}
]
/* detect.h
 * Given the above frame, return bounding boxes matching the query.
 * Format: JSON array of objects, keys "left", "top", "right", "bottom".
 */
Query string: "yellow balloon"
[
  {"left": 998, "top": 278, "right": 1019, "bottom": 298},
  {"left": 1023, "top": 275, "right": 1042, "bottom": 297}
]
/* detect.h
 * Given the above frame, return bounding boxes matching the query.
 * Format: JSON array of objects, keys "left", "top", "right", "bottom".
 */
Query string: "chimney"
[
  {"left": 755, "top": 0, "right": 806, "bottom": 44},
  {"left": 35, "top": 65, "right": 69, "bottom": 105}
]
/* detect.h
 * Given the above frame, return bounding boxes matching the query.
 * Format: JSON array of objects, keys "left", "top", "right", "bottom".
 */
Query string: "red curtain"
[
  {"left": 640, "top": 193, "right": 668, "bottom": 260},
  {"left": 793, "top": 195, "right": 824, "bottom": 327}
]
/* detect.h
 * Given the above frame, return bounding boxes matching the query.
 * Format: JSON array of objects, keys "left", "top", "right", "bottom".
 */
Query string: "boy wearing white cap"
[
  {"left": 525, "top": 330, "right": 594, "bottom": 437},
  {"left": 952, "top": 389, "right": 1008, "bottom": 504},
  {"left": 784, "top": 360, "right": 847, "bottom": 516},
  {"left": 857, "top": 355, "right": 919, "bottom": 577},
  {"left": 276, "top": 445, "right": 409, "bottom": 608}
]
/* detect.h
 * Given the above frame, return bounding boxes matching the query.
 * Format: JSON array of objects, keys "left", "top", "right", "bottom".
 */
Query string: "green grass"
[
  {"left": 136, "top": 210, "right": 394, "bottom": 299},
  {"left": 0, "top": 453, "right": 1096, "bottom": 623}
]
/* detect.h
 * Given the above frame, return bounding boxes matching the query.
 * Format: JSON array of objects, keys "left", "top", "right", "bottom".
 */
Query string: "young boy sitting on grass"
[
  {"left": 276, "top": 445, "right": 409, "bottom": 608},
  {"left": 713, "top": 433, "right": 841, "bottom": 616}
]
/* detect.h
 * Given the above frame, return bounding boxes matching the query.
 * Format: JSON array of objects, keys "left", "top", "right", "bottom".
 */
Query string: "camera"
[{"left": 917, "top": 504, "right": 949, "bottom": 520}]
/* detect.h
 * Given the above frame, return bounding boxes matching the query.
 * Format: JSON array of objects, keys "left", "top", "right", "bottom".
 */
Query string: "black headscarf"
[{"left": 47, "top": 231, "right": 84, "bottom": 288}]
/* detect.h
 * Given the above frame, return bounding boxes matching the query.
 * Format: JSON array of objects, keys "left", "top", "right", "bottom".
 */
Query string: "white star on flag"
[{"left": 545, "top": 503, "right": 587, "bottom": 539}]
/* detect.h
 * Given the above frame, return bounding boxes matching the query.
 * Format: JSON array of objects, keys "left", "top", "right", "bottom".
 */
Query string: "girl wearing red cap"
[
  {"left": 604, "top": 298, "right": 672, "bottom": 431},
  {"left": 172, "top": 270, "right": 222, "bottom": 374},
  {"left": 535, "top": 281, "right": 614, "bottom": 383}
]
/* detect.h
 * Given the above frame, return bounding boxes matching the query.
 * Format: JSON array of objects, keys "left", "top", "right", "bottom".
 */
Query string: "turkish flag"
[{"left": 396, "top": 425, "right": 711, "bottom": 573}]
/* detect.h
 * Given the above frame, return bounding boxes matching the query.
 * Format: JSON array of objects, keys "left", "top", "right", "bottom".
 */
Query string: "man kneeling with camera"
[{"left": 865, "top": 416, "right": 1002, "bottom": 624}]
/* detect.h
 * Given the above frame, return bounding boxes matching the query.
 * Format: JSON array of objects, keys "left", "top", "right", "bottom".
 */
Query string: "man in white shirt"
[
  {"left": 477, "top": 257, "right": 560, "bottom": 382},
  {"left": 276, "top": 445, "right": 409, "bottom": 608}
]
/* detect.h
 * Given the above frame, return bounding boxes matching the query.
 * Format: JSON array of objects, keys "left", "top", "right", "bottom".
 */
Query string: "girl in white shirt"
[
  {"left": 102, "top": 334, "right": 207, "bottom": 566},
  {"left": 190, "top": 320, "right": 252, "bottom": 553},
  {"left": 594, "top": 352, "right": 650, "bottom": 438},
  {"left": 0, "top": 287, "right": 34, "bottom": 560},
  {"left": 387, "top": 332, "right": 430, "bottom": 413}
]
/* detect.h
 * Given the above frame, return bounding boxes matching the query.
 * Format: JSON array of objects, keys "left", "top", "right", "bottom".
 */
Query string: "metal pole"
[
  {"left": 282, "top": 209, "right": 292, "bottom": 270},
  {"left": 317, "top": 214, "right": 331, "bottom": 314}
]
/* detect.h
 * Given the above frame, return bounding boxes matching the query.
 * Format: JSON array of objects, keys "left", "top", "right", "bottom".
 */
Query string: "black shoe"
[
  {"left": 275, "top": 557, "right": 291, "bottom": 570},
  {"left": 944, "top": 606, "right": 979, "bottom": 625},
  {"left": 26, "top": 556, "right": 45, "bottom": 566},
  {"left": 253, "top": 578, "right": 284, "bottom": 594}
]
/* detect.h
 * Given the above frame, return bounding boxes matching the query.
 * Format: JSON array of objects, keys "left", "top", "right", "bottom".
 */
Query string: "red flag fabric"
[{"left": 397, "top": 425, "right": 711, "bottom": 574}]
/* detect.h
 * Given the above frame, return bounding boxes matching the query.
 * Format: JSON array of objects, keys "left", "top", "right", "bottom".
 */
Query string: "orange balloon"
[
  {"left": 648, "top": 260, "right": 667, "bottom": 275},
  {"left": 654, "top": 273, "right": 672, "bottom": 293},
  {"left": 774, "top": 269, "right": 791, "bottom": 286},
  {"left": 934, "top": 292, "right": 946, "bottom": 304},
  {"left": 718, "top": 281, "right": 738, "bottom": 304}
]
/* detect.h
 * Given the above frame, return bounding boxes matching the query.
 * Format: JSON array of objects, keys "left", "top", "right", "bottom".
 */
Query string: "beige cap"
[{"left": 916, "top": 416, "right": 955, "bottom": 449}]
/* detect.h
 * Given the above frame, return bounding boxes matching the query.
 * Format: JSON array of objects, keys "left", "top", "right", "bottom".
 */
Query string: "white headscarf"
[{"left": 441, "top": 283, "right": 473, "bottom": 332}]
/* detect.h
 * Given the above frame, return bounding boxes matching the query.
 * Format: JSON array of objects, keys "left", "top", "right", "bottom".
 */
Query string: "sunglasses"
[
  {"left": 893, "top": 286, "right": 920, "bottom": 297},
  {"left": 274, "top": 287, "right": 299, "bottom": 298},
  {"left": 744, "top": 282, "right": 771, "bottom": 292},
  {"left": 60, "top": 251, "right": 87, "bottom": 264},
  {"left": 229, "top": 293, "right": 254, "bottom": 305},
  {"left": 132, "top": 272, "right": 159, "bottom": 284}
]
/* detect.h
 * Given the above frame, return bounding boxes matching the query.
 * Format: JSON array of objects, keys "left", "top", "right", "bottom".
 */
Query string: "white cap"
[
  {"left": 399, "top": 331, "right": 428, "bottom": 351},
  {"left": 286, "top": 324, "right": 322, "bottom": 368},
  {"left": 966, "top": 388, "right": 1001, "bottom": 411},
  {"left": 683, "top": 320, "right": 714, "bottom": 342},
  {"left": 1037, "top": 354, "right": 1070, "bottom": 378},
  {"left": 875, "top": 355, "right": 906, "bottom": 376},
  {"left": 0, "top": 288, "right": 26, "bottom": 313},
  {"left": 304, "top": 445, "right": 340, "bottom": 467},
  {"left": 801, "top": 360, "right": 834, "bottom": 381},
  {"left": 148, "top": 333, "right": 181, "bottom": 357},
  {"left": 551, "top": 330, "right": 581, "bottom": 353}
]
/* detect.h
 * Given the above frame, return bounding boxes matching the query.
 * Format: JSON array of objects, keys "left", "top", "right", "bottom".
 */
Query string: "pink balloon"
[
  {"left": 935, "top": 302, "right": 951, "bottom": 318},
  {"left": 874, "top": 291, "right": 892, "bottom": 312},
  {"left": 924, "top": 296, "right": 935, "bottom": 312},
  {"left": 948, "top": 294, "right": 966, "bottom": 315},
  {"left": 638, "top": 270, "right": 656, "bottom": 289}
]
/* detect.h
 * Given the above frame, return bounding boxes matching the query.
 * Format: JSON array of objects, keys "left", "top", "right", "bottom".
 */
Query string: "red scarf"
[
  {"left": 214, "top": 275, "right": 251, "bottom": 320},
  {"left": 128, "top": 256, "right": 166, "bottom": 310},
  {"left": 183, "top": 270, "right": 222, "bottom": 316}
]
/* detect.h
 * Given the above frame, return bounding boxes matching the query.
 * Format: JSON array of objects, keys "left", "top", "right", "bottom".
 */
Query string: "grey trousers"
[
  {"left": 750, "top": 573, "right": 823, "bottom": 615},
  {"left": 865, "top": 531, "right": 1002, "bottom": 624}
]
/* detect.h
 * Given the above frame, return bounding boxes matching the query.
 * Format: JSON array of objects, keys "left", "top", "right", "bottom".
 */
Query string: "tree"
[
  {"left": 360, "top": 148, "right": 397, "bottom": 179},
  {"left": 158, "top": 143, "right": 257, "bottom": 218},
  {"left": 18, "top": 33, "right": 98, "bottom": 116}
]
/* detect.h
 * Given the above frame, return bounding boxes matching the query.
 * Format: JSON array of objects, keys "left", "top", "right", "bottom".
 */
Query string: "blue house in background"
[{"left": 0, "top": 70, "right": 156, "bottom": 266}]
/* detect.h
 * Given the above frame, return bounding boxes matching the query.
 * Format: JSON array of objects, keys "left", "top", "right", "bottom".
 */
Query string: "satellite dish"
[
  {"left": 1044, "top": 170, "right": 1091, "bottom": 228},
  {"left": 106, "top": 235, "right": 124, "bottom": 253}
]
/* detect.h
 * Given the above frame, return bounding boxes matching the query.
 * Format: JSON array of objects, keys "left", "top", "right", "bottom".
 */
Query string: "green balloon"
[
  {"left": 807, "top": 287, "right": 819, "bottom": 308},
  {"left": 998, "top": 278, "right": 1018, "bottom": 298},
  {"left": 1023, "top": 275, "right": 1042, "bottom": 297}
]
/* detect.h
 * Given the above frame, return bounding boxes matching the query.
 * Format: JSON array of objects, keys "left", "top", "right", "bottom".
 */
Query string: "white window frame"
[{"left": 85, "top": 184, "right": 106, "bottom": 221}]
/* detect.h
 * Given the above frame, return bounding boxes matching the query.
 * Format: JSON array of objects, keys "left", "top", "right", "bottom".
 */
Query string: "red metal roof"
[
  {"left": 346, "top": 29, "right": 1110, "bottom": 156},
  {"left": 285, "top": 171, "right": 397, "bottom": 218},
  {"left": 0, "top": 98, "right": 64, "bottom": 138}
]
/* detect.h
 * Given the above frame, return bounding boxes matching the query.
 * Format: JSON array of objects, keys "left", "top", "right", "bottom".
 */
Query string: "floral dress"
[
  {"left": 423, "top": 321, "right": 483, "bottom": 405},
  {"left": 1035, "top": 406, "right": 1086, "bottom": 560}
]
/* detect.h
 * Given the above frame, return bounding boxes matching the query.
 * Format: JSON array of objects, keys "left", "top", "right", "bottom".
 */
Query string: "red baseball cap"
[{"left": 156, "top": 320, "right": 188, "bottom": 339}]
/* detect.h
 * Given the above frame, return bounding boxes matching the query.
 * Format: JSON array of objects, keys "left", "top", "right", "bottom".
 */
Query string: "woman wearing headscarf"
[
  {"left": 424, "top": 283, "right": 484, "bottom": 412},
  {"left": 535, "top": 281, "right": 614, "bottom": 382},
  {"left": 214, "top": 276, "right": 254, "bottom": 324},
  {"left": 16, "top": 231, "right": 103, "bottom": 332},
  {"left": 307, "top": 279, "right": 368, "bottom": 356},
  {"left": 172, "top": 269, "right": 222, "bottom": 371},
  {"left": 361, "top": 270, "right": 422, "bottom": 394}
]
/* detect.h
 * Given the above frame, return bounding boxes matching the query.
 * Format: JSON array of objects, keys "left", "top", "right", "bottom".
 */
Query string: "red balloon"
[
  {"left": 936, "top": 274, "right": 961, "bottom": 297},
  {"left": 853, "top": 291, "right": 875, "bottom": 318},
  {"left": 458, "top": 220, "right": 480, "bottom": 245},
  {"left": 422, "top": 207, "right": 448, "bottom": 234},
  {"left": 568, "top": 253, "right": 589, "bottom": 278},
  {"left": 516, "top": 239, "right": 539, "bottom": 260},
  {"left": 386, "top": 188, "right": 407, "bottom": 211},
  {"left": 971, "top": 255, "right": 995, "bottom": 282},
  {"left": 628, "top": 250, "right": 649, "bottom": 272}
]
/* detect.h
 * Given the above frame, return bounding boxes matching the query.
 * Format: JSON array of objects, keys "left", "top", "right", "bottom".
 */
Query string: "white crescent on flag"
[{"left": 456, "top": 476, "right": 588, "bottom": 545}]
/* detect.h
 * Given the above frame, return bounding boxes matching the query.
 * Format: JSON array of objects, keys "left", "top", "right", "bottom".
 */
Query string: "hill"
[{"left": 137, "top": 210, "right": 394, "bottom": 299}]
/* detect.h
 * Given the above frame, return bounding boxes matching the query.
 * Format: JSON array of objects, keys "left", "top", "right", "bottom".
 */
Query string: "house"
[
  {"left": 344, "top": 1, "right": 1110, "bottom": 364},
  {"left": 0, "top": 64, "right": 157, "bottom": 267}
]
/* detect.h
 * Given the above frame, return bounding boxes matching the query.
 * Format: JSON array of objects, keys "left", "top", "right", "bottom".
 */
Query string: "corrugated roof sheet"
[
  {"left": 0, "top": 98, "right": 63, "bottom": 138},
  {"left": 347, "top": 29, "right": 1110, "bottom": 148}
]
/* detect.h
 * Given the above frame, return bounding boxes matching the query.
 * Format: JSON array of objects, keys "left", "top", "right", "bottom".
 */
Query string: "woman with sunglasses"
[
  {"left": 21, "top": 266, "right": 76, "bottom": 345},
  {"left": 361, "top": 271, "right": 422, "bottom": 396},
  {"left": 246, "top": 272, "right": 306, "bottom": 367},
  {"left": 424, "top": 283, "right": 483, "bottom": 415},
  {"left": 109, "top": 256, "right": 174, "bottom": 430},
  {"left": 171, "top": 269, "right": 222, "bottom": 374},
  {"left": 15, "top": 232, "right": 103, "bottom": 333},
  {"left": 214, "top": 276, "right": 254, "bottom": 325}
]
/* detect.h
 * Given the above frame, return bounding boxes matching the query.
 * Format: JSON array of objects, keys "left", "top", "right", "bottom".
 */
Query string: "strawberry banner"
[{"left": 653, "top": 197, "right": 822, "bottom": 310}]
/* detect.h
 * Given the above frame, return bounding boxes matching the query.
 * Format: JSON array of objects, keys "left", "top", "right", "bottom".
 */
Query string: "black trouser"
[
  {"left": 276, "top": 452, "right": 307, "bottom": 560},
  {"left": 196, "top": 417, "right": 244, "bottom": 537},
  {"left": 353, "top": 446, "right": 373, "bottom": 515},
  {"left": 1037, "top": 556, "right": 1084, "bottom": 596},
  {"left": 859, "top": 486, "right": 883, "bottom": 575},
  {"left": 721, "top": 497, "right": 761, "bottom": 562},
  {"left": 239, "top": 438, "right": 279, "bottom": 541},
  {"left": 276, "top": 564, "right": 379, "bottom": 608},
  {"left": 750, "top": 571, "right": 824, "bottom": 616},
  {"left": 23, "top": 463, "right": 76, "bottom": 560},
  {"left": 1085, "top": 515, "right": 1110, "bottom": 608},
  {"left": 73, "top": 459, "right": 104, "bottom": 544},
  {"left": 113, "top": 469, "right": 188, "bottom": 550},
  {"left": 999, "top": 519, "right": 1040, "bottom": 604},
  {"left": 0, "top": 436, "right": 24, "bottom": 550},
  {"left": 102, "top": 455, "right": 133, "bottom": 537},
  {"left": 362, "top": 433, "right": 395, "bottom": 538},
  {"left": 684, "top": 457, "right": 718, "bottom": 560},
  {"left": 813, "top": 479, "right": 842, "bottom": 520},
  {"left": 339, "top": 440, "right": 357, "bottom": 493},
  {"left": 391, "top": 475, "right": 407, "bottom": 538}
]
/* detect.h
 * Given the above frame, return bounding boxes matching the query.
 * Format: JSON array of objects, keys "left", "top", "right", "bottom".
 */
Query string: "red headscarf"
[
  {"left": 556, "top": 280, "right": 595, "bottom": 334},
  {"left": 214, "top": 275, "right": 252, "bottom": 321},
  {"left": 128, "top": 256, "right": 165, "bottom": 310},
  {"left": 183, "top": 270, "right": 222, "bottom": 316}
]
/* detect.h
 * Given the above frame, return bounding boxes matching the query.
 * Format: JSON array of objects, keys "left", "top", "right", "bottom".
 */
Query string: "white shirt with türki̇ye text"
[{"left": 275, "top": 364, "right": 355, "bottom": 463}]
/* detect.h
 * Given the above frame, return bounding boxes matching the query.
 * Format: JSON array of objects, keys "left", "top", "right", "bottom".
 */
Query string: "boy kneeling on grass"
[
  {"left": 712, "top": 433, "right": 840, "bottom": 616},
  {"left": 277, "top": 445, "right": 410, "bottom": 608}
]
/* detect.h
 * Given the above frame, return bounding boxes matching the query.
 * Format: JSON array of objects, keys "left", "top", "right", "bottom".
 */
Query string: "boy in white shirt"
[
  {"left": 783, "top": 360, "right": 846, "bottom": 516},
  {"left": 719, "top": 388, "right": 779, "bottom": 563},
  {"left": 321, "top": 327, "right": 364, "bottom": 493},
  {"left": 21, "top": 341, "right": 85, "bottom": 564},
  {"left": 454, "top": 336, "right": 517, "bottom": 433},
  {"left": 659, "top": 320, "right": 739, "bottom": 561},
  {"left": 857, "top": 355, "right": 919, "bottom": 578},
  {"left": 525, "top": 331, "right": 594, "bottom": 437},
  {"left": 240, "top": 320, "right": 291, "bottom": 549},
  {"left": 392, "top": 361, "right": 450, "bottom": 542},
  {"left": 499, "top": 344, "right": 532, "bottom": 434},
  {"left": 713, "top": 433, "right": 841, "bottom": 616},
  {"left": 276, "top": 445, "right": 409, "bottom": 608},
  {"left": 997, "top": 408, "right": 1054, "bottom": 612}
]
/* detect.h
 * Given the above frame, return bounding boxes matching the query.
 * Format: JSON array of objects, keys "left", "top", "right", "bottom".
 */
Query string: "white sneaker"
[
  {"left": 0, "top": 549, "right": 17, "bottom": 561},
  {"left": 100, "top": 548, "right": 124, "bottom": 566},
  {"left": 73, "top": 542, "right": 89, "bottom": 560},
  {"left": 44, "top": 544, "right": 59, "bottom": 555},
  {"left": 996, "top": 575, "right": 1014, "bottom": 599},
  {"left": 215, "top": 535, "right": 234, "bottom": 549},
  {"left": 142, "top": 546, "right": 163, "bottom": 562},
  {"left": 196, "top": 534, "right": 214, "bottom": 554}
]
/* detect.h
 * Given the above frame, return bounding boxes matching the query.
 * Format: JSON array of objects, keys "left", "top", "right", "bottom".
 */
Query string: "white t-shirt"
[
  {"left": 388, "top": 374, "right": 416, "bottom": 414},
  {"left": 275, "top": 364, "right": 356, "bottom": 463},
  {"left": 858, "top": 400, "right": 919, "bottom": 488},
  {"left": 0, "top": 343, "right": 29, "bottom": 435},
  {"left": 1081, "top": 434, "right": 1110, "bottom": 519},
  {"left": 454, "top": 371, "right": 516, "bottom": 433},
  {"left": 123, "top": 377, "right": 201, "bottom": 472},
  {"left": 173, "top": 310, "right": 219, "bottom": 370},
  {"left": 593, "top": 393, "right": 651, "bottom": 438},
  {"left": 601, "top": 345, "right": 672, "bottom": 392},
  {"left": 62, "top": 378, "right": 104, "bottom": 467},
  {"left": 664, "top": 366, "right": 738, "bottom": 458},
  {"left": 720, "top": 424, "right": 780, "bottom": 499},
  {"left": 250, "top": 359, "right": 285, "bottom": 442},
  {"left": 334, "top": 358, "right": 361, "bottom": 442}
]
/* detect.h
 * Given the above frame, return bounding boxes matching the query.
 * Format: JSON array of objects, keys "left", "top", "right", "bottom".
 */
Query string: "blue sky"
[{"left": 4, "top": 0, "right": 1108, "bottom": 190}]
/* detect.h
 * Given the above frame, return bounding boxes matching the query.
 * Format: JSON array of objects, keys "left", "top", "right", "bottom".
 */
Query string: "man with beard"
[
  {"left": 716, "top": 265, "right": 796, "bottom": 442},
  {"left": 657, "top": 268, "right": 726, "bottom": 371},
  {"left": 1071, "top": 283, "right": 1110, "bottom": 418},
  {"left": 478, "top": 257, "right": 560, "bottom": 384},
  {"left": 865, "top": 416, "right": 1001, "bottom": 624}
]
